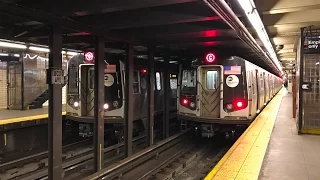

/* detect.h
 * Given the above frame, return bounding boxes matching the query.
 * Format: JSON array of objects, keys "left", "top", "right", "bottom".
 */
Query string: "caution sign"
[
  {"left": 104, "top": 74, "right": 115, "bottom": 87},
  {"left": 226, "top": 75, "right": 239, "bottom": 88}
]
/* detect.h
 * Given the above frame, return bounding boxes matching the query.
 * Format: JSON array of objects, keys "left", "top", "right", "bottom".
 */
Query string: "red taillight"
[
  {"left": 141, "top": 69, "right": 147, "bottom": 73},
  {"left": 236, "top": 101, "right": 243, "bottom": 108},
  {"left": 182, "top": 98, "right": 189, "bottom": 105}
]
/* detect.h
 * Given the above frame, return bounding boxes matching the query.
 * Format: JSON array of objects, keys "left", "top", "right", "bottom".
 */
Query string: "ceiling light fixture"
[
  {"left": 236, "top": 0, "right": 283, "bottom": 75},
  {"left": 0, "top": 41, "right": 27, "bottom": 49}
]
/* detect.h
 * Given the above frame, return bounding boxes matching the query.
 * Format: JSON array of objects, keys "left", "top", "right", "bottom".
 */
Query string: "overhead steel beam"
[
  {"left": 257, "top": 0, "right": 320, "bottom": 14},
  {"left": 76, "top": 11, "right": 221, "bottom": 30},
  {"left": 0, "top": 2, "right": 139, "bottom": 43},
  {"left": 262, "top": 9, "right": 320, "bottom": 28},
  {"left": 23, "top": 0, "right": 198, "bottom": 17},
  {"left": 147, "top": 37, "right": 241, "bottom": 45},
  {"left": 202, "top": 0, "right": 281, "bottom": 75}
]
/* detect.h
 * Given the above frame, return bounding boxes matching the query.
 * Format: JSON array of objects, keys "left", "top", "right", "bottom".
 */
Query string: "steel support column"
[
  {"left": 298, "top": 27, "right": 305, "bottom": 133},
  {"left": 124, "top": 43, "right": 134, "bottom": 157},
  {"left": 48, "top": 26, "right": 63, "bottom": 180},
  {"left": 93, "top": 36, "right": 105, "bottom": 171},
  {"left": 147, "top": 47, "right": 155, "bottom": 146},
  {"left": 162, "top": 57, "right": 170, "bottom": 139}
]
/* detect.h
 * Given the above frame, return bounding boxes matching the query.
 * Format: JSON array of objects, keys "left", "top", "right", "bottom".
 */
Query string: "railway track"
[
  {"left": 82, "top": 129, "right": 193, "bottom": 180},
  {"left": 82, "top": 130, "right": 237, "bottom": 180},
  {"left": 0, "top": 134, "right": 148, "bottom": 180}
]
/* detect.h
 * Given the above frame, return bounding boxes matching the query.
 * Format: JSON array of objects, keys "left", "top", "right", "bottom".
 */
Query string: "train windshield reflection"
[{"left": 181, "top": 69, "right": 197, "bottom": 94}]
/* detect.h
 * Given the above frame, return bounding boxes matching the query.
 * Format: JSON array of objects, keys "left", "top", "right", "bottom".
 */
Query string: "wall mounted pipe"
[{"left": 203, "top": 0, "right": 281, "bottom": 75}]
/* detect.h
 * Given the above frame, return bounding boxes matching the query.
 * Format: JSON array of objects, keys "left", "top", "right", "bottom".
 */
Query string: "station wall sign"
[{"left": 304, "top": 36, "right": 320, "bottom": 54}]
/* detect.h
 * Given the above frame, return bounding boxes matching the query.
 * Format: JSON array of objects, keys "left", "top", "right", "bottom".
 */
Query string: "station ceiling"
[
  {"left": 256, "top": 0, "right": 320, "bottom": 73},
  {"left": 0, "top": 0, "right": 314, "bottom": 75}
]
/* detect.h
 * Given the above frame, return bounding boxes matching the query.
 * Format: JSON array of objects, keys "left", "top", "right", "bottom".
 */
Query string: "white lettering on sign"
[
  {"left": 307, "top": 40, "right": 320, "bottom": 49},
  {"left": 302, "top": 84, "right": 309, "bottom": 90},
  {"left": 104, "top": 74, "right": 114, "bottom": 87},
  {"left": 226, "top": 75, "right": 239, "bottom": 88}
]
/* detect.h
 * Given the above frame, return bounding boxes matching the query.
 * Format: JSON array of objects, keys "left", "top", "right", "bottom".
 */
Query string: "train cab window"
[
  {"left": 133, "top": 71, "right": 140, "bottom": 94},
  {"left": 206, "top": 70, "right": 218, "bottom": 90},
  {"left": 156, "top": 72, "right": 161, "bottom": 90},
  {"left": 68, "top": 66, "right": 79, "bottom": 94},
  {"left": 181, "top": 70, "right": 196, "bottom": 94}
]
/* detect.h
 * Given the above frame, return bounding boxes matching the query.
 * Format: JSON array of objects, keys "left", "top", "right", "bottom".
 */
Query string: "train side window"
[
  {"left": 133, "top": 71, "right": 140, "bottom": 94},
  {"left": 206, "top": 70, "right": 218, "bottom": 90},
  {"left": 89, "top": 68, "right": 94, "bottom": 90},
  {"left": 156, "top": 72, "right": 161, "bottom": 90}
]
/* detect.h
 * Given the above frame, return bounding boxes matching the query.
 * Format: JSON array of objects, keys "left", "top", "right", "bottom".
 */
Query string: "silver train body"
[
  {"left": 65, "top": 54, "right": 178, "bottom": 135},
  {"left": 177, "top": 56, "right": 283, "bottom": 137}
]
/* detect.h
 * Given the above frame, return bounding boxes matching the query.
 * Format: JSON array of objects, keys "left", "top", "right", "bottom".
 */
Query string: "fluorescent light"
[
  {"left": 14, "top": 54, "right": 20, "bottom": 57},
  {"left": 29, "top": 46, "right": 50, "bottom": 52},
  {"left": 237, "top": 0, "right": 283, "bottom": 74},
  {"left": 62, "top": 51, "right": 78, "bottom": 56},
  {"left": 0, "top": 41, "right": 27, "bottom": 49},
  {"left": 0, "top": 53, "right": 9, "bottom": 56}
]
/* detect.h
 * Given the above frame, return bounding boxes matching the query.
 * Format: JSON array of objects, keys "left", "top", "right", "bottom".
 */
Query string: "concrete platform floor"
[{"left": 259, "top": 91, "right": 320, "bottom": 180}]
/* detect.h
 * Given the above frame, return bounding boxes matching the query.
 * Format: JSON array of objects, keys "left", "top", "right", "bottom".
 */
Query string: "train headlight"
[
  {"left": 73, "top": 101, "right": 79, "bottom": 107},
  {"left": 190, "top": 102, "right": 195, "bottom": 108},
  {"left": 104, "top": 103, "right": 109, "bottom": 110},
  {"left": 226, "top": 103, "right": 233, "bottom": 110}
]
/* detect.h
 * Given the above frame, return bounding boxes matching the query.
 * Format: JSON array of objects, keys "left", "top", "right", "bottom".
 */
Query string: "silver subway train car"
[
  {"left": 65, "top": 53, "right": 178, "bottom": 137},
  {"left": 177, "top": 54, "right": 283, "bottom": 137}
]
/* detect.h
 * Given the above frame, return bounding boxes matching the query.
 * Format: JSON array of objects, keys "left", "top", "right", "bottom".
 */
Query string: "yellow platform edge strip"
[
  {"left": 301, "top": 128, "right": 320, "bottom": 135},
  {"left": 204, "top": 89, "right": 285, "bottom": 180},
  {"left": 0, "top": 112, "right": 67, "bottom": 125}
]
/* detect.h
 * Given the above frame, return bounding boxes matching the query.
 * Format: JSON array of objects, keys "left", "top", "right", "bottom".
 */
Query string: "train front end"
[
  {"left": 177, "top": 54, "right": 250, "bottom": 137},
  {"left": 66, "top": 53, "right": 124, "bottom": 136}
]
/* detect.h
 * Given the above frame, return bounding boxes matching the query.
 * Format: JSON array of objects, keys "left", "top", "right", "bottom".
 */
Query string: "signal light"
[
  {"left": 141, "top": 69, "right": 147, "bottom": 73},
  {"left": 205, "top": 53, "right": 216, "bottom": 63},
  {"left": 182, "top": 98, "right": 189, "bottom": 105},
  {"left": 236, "top": 101, "right": 243, "bottom": 108}
]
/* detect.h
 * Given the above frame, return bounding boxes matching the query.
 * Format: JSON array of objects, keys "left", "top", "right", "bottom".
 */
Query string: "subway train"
[
  {"left": 65, "top": 53, "right": 178, "bottom": 137},
  {"left": 177, "top": 54, "right": 283, "bottom": 137}
]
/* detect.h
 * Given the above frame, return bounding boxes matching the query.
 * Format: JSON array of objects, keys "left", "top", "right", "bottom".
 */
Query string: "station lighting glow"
[
  {"left": 0, "top": 41, "right": 27, "bottom": 49},
  {"left": 237, "top": 0, "right": 283, "bottom": 74},
  {"left": 0, "top": 53, "right": 9, "bottom": 56},
  {"left": 62, "top": 51, "right": 79, "bottom": 56},
  {"left": 29, "top": 46, "right": 50, "bottom": 52},
  {"left": 0, "top": 40, "right": 80, "bottom": 55}
]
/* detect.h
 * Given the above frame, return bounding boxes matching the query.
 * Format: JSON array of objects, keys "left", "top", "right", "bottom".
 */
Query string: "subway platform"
[
  {"left": 205, "top": 88, "right": 320, "bottom": 180},
  {"left": 0, "top": 106, "right": 66, "bottom": 131}
]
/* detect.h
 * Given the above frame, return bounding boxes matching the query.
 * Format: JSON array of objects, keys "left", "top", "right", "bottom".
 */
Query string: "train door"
[
  {"left": 250, "top": 71, "right": 258, "bottom": 117},
  {"left": 78, "top": 64, "right": 94, "bottom": 116},
  {"left": 198, "top": 66, "right": 221, "bottom": 118},
  {"left": 256, "top": 70, "right": 264, "bottom": 110}
]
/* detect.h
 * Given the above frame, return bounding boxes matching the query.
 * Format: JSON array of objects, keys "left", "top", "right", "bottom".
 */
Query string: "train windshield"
[{"left": 181, "top": 70, "right": 197, "bottom": 94}]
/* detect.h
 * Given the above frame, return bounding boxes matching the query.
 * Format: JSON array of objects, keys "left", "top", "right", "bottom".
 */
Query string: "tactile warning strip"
[{"left": 205, "top": 88, "right": 285, "bottom": 180}]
